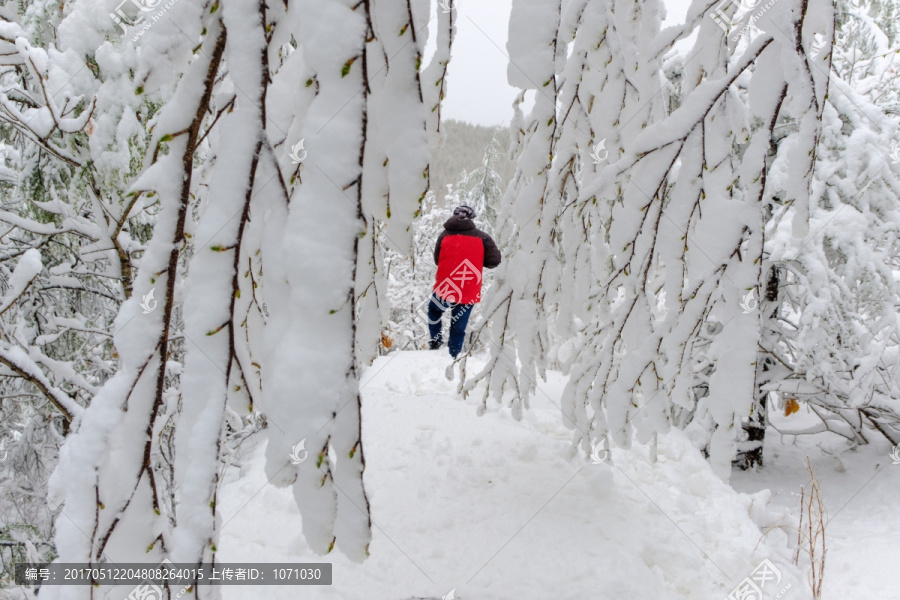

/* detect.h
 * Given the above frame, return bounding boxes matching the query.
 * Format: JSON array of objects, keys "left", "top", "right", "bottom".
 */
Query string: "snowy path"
[
  {"left": 218, "top": 351, "right": 805, "bottom": 600},
  {"left": 731, "top": 411, "right": 900, "bottom": 600}
]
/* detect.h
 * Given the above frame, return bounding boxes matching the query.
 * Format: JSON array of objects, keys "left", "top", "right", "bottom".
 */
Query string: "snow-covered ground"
[
  {"left": 217, "top": 350, "right": 834, "bottom": 600},
  {"left": 732, "top": 406, "right": 900, "bottom": 600}
]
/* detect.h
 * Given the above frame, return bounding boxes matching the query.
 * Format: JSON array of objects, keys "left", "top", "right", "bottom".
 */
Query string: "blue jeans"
[{"left": 426, "top": 292, "right": 474, "bottom": 358}]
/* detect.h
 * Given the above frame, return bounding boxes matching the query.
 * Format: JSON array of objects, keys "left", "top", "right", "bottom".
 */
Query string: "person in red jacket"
[{"left": 426, "top": 205, "right": 502, "bottom": 357}]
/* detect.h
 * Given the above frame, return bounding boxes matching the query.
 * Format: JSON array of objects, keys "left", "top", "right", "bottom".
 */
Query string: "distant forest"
[{"left": 429, "top": 119, "right": 515, "bottom": 206}]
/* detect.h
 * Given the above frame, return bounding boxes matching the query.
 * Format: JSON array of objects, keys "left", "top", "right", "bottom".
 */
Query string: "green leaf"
[{"left": 341, "top": 57, "right": 357, "bottom": 77}]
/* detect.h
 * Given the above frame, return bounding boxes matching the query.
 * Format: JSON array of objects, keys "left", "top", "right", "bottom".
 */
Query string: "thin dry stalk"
[
  {"left": 795, "top": 458, "right": 827, "bottom": 599},
  {"left": 793, "top": 484, "right": 805, "bottom": 566}
]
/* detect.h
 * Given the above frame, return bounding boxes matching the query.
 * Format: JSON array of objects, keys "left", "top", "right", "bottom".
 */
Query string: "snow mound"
[{"left": 218, "top": 351, "right": 804, "bottom": 599}]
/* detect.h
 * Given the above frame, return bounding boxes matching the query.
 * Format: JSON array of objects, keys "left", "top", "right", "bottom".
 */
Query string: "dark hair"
[{"left": 453, "top": 205, "right": 476, "bottom": 219}]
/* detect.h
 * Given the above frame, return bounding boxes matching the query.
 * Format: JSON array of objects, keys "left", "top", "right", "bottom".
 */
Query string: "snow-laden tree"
[
  {"left": 556, "top": 0, "right": 828, "bottom": 480},
  {"left": 856, "top": 0, "right": 899, "bottom": 48},
  {"left": 751, "top": 2, "right": 900, "bottom": 449},
  {"left": 0, "top": 0, "right": 149, "bottom": 569},
  {"left": 464, "top": 0, "right": 844, "bottom": 479},
  {"left": 832, "top": 0, "right": 900, "bottom": 116},
  {"left": 260, "top": 0, "right": 446, "bottom": 561},
  {"left": 0, "top": 0, "right": 454, "bottom": 593}
]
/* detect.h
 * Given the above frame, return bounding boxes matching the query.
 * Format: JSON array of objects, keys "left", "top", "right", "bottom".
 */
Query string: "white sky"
[{"left": 428, "top": 0, "right": 695, "bottom": 126}]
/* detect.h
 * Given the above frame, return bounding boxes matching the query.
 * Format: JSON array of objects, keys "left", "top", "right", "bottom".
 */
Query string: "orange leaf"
[{"left": 784, "top": 398, "right": 800, "bottom": 416}]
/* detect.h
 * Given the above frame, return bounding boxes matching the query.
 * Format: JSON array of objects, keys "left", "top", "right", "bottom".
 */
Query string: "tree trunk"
[{"left": 735, "top": 265, "right": 780, "bottom": 470}]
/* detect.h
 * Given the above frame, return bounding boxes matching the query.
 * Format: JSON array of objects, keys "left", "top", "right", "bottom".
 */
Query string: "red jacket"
[{"left": 433, "top": 215, "right": 501, "bottom": 304}]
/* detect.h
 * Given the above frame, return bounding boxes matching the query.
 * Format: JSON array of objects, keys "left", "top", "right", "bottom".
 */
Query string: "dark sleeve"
[
  {"left": 482, "top": 232, "right": 501, "bottom": 269},
  {"left": 433, "top": 231, "right": 445, "bottom": 265}
]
